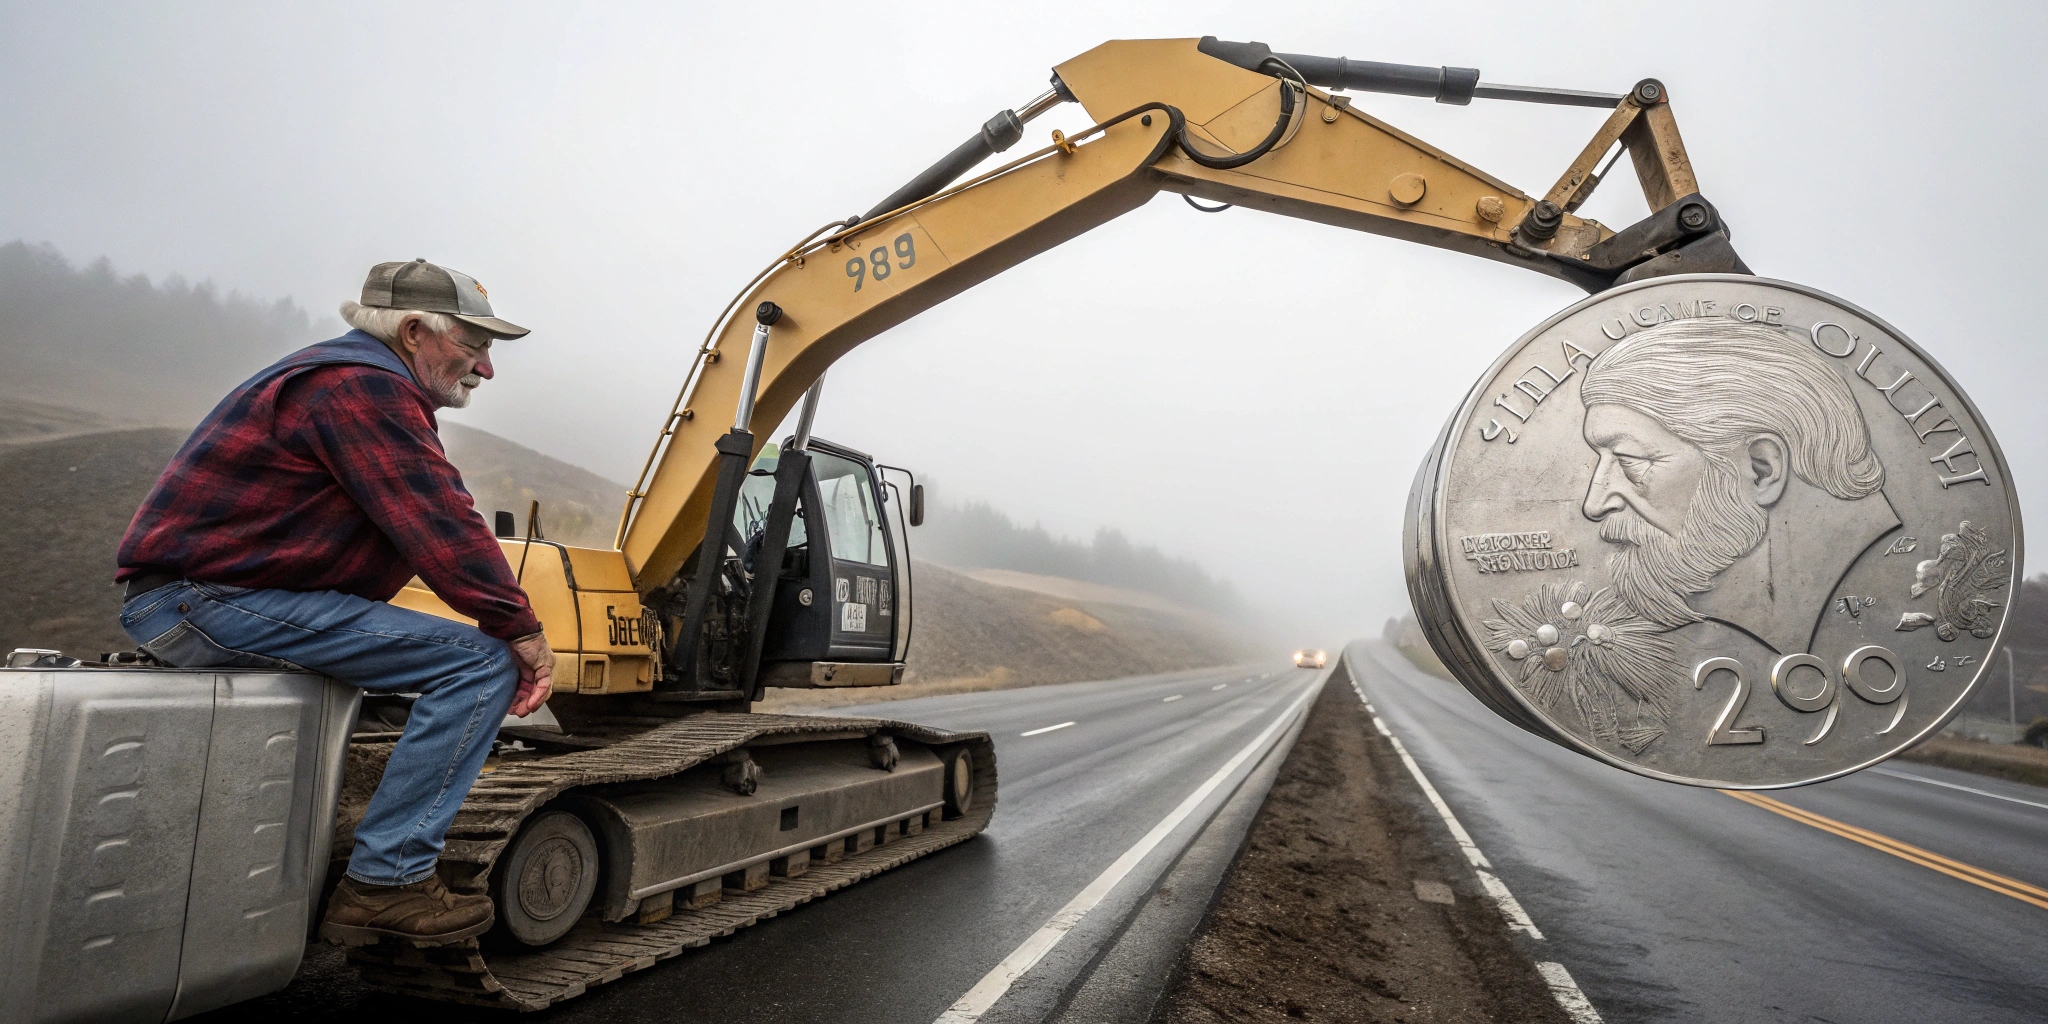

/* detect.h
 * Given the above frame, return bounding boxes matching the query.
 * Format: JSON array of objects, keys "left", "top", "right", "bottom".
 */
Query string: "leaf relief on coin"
[
  {"left": 1482, "top": 581, "right": 1680, "bottom": 753},
  {"left": 1897, "top": 520, "right": 2008, "bottom": 642}
]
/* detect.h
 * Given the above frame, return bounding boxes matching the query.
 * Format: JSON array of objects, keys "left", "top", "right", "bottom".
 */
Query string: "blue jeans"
[{"left": 120, "top": 581, "right": 518, "bottom": 885}]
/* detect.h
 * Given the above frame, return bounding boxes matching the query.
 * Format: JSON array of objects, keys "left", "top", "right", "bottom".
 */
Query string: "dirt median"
[{"left": 1153, "top": 665, "right": 1567, "bottom": 1024}]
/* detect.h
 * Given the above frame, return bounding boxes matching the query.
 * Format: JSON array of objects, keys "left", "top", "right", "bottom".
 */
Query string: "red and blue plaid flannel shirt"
[{"left": 117, "top": 333, "right": 543, "bottom": 641}]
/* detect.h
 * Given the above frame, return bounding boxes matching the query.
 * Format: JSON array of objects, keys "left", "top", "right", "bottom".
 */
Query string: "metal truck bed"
[{"left": 0, "top": 667, "right": 358, "bottom": 1024}]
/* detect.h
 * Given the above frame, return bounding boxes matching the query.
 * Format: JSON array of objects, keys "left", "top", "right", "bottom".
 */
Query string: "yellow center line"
[{"left": 1722, "top": 789, "right": 2048, "bottom": 912}]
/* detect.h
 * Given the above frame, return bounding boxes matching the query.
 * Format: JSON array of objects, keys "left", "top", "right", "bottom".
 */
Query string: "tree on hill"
[
  {"left": 912, "top": 493, "right": 1239, "bottom": 614},
  {"left": 0, "top": 240, "right": 330, "bottom": 424}
]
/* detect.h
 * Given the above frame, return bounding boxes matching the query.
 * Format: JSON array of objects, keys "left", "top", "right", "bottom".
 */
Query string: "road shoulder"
[
  {"left": 1152, "top": 661, "right": 1568, "bottom": 1023},
  {"left": 1899, "top": 734, "right": 2048, "bottom": 788}
]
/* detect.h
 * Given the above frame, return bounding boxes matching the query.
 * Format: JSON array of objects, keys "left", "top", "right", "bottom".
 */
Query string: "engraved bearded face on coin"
[{"left": 1406, "top": 276, "right": 2021, "bottom": 788}]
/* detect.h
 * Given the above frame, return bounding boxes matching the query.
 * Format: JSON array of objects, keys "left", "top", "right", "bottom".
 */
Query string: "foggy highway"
[
  {"left": 1351, "top": 641, "right": 2048, "bottom": 1024},
  {"left": 207, "top": 663, "right": 1323, "bottom": 1023}
]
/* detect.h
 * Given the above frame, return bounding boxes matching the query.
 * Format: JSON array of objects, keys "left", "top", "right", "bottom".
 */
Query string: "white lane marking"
[
  {"left": 1020, "top": 722, "right": 1075, "bottom": 737},
  {"left": 1350, "top": 663, "right": 1547, "bottom": 927},
  {"left": 1162, "top": 694, "right": 1183, "bottom": 703},
  {"left": 1212, "top": 683, "right": 1228, "bottom": 691},
  {"left": 1471, "top": 869, "right": 1540, "bottom": 937},
  {"left": 1537, "top": 962, "right": 1605, "bottom": 1024},
  {"left": 1352, "top": 655, "right": 1603, "bottom": 1020},
  {"left": 935, "top": 678, "right": 1324, "bottom": 1023},
  {"left": 1871, "top": 766, "right": 2048, "bottom": 811}
]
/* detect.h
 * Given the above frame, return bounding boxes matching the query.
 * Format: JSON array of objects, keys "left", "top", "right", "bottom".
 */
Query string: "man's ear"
[
  {"left": 1748, "top": 434, "right": 1789, "bottom": 506},
  {"left": 396, "top": 314, "right": 427, "bottom": 356}
]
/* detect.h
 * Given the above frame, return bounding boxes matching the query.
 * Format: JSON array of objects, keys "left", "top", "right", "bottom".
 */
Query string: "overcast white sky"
[{"left": 3, "top": 1, "right": 2042, "bottom": 642}]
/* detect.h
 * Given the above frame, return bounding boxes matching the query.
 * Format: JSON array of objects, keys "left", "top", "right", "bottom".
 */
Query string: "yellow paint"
[
  {"left": 1723, "top": 789, "right": 2048, "bottom": 911},
  {"left": 617, "top": 39, "right": 1692, "bottom": 594},
  {"left": 358, "top": 37, "right": 1720, "bottom": 710},
  {"left": 393, "top": 538, "right": 652, "bottom": 694}
]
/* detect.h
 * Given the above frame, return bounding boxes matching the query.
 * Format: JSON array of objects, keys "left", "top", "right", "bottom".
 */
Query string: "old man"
[{"left": 115, "top": 259, "right": 552, "bottom": 946}]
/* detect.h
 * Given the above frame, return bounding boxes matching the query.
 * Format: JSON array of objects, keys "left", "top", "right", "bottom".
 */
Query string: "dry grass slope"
[
  {"left": 0, "top": 423, "right": 1253, "bottom": 692},
  {"left": 0, "top": 428, "right": 189, "bottom": 658},
  {"left": 0, "top": 411, "right": 633, "bottom": 656},
  {"left": 439, "top": 422, "right": 628, "bottom": 550}
]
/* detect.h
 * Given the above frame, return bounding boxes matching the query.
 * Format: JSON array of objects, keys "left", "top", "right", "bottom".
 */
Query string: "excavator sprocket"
[{"left": 335, "top": 711, "right": 997, "bottom": 1011}]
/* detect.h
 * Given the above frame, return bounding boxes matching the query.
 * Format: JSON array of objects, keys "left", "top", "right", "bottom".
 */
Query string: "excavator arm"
[{"left": 618, "top": 35, "right": 1746, "bottom": 602}]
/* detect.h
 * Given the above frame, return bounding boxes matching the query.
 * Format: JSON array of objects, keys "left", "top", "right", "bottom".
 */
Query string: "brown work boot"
[{"left": 318, "top": 874, "right": 494, "bottom": 947}]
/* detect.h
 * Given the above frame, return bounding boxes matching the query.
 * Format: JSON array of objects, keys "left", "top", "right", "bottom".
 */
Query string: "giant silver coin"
[{"left": 1406, "top": 275, "right": 2021, "bottom": 788}]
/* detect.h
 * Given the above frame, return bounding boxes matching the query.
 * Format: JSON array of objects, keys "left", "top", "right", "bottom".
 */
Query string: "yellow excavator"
[{"left": 0, "top": 35, "right": 1742, "bottom": 1018}]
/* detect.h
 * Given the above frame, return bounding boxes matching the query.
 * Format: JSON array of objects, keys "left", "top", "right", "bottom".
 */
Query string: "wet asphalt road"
[
  {"left": 210, "top": 663, "right": 1323, "bottom": 1024},
  {"left": 1351, "top": 640, "right": 2048, "bottom": 1024}
]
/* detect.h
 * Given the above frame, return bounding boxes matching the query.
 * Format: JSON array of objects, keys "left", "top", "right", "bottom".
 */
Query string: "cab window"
[
  {"left": 735, "top": 444, "right": 806, "bottom": 549},
  {"left": 812, "top": 451, "right": 888, "bottom": 566}
]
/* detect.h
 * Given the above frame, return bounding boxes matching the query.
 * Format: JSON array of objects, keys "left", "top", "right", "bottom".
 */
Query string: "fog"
[
  {"left": 3, "top": 1, "right": 2042, "bottom": 642},
  {"left": 0, "top": 241, "right": 327, "bottom": 425},
  {"left": 914, "top": 494, "right": 1243, "bottom": 615}
]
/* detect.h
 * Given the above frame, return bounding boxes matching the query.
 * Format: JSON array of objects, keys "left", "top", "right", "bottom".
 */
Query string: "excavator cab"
[{"left": 734, "top": 438, "right": 919, "bottom": 689}]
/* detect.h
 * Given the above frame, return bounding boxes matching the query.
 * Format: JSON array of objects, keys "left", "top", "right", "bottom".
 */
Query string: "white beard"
[
  {"left": 1600, "top": 465, "right": 1769, "bottom": 629},
  {"left": 430, "top": 372, "right": 483, "bottom": 409}
]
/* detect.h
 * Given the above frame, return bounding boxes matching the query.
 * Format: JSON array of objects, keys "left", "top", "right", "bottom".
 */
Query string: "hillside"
[
  {"left": 914, "top": 494, "right": 1242, "bottom": 615},
  {"left": 0, "top": 422, "right": 1253, "bottom": 685},
  {"left": 440, "top": 422, "right": 626, "bottom": 549},
  {"left": 762, "top": 561, "right": 1253, "bottom": 710},
  {"left": 0, "top": 392, "right": 641, "bottom": 660},
  {"left": 0, "top": 427, "right": 189, "bottom": 658},
  {"left": 0, "top": 240, "right": 329, "bottom": 426},
  {"left": 0, "top": 243, "right": 1254, "bottom": 684},
  {"left": 909, "top": 563, "right": 1247, "bottom": 683},
  {"left": 0, "top": 397, "right": 131, "bottom": 444}
]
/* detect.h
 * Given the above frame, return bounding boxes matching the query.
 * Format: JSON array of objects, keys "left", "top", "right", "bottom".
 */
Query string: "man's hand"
[{"left": 507, "top": 632, "right": 554, "bottom": 717}]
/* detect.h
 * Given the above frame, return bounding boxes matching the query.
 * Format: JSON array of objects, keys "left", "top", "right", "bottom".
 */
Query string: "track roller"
[
  {"left": 491, "top": 808, "right": 600, "bottom": 946},
  {"left": 942, "top": 746, "right": 976, "bottom": 818}
]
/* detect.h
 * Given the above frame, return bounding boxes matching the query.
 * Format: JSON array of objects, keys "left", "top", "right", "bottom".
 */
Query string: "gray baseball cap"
[{"left": 360, "top": 258, "right": 530, "bottom": 338}]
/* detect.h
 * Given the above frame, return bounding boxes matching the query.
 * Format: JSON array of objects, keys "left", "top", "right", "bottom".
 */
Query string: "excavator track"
[{"left": 335, "top": 711, "right": 997, "bottom": 1011}]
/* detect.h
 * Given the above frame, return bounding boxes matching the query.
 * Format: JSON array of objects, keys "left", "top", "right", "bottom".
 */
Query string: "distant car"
[{"left": 1293, "top": 649, "right": 1327, "bottom": 669}]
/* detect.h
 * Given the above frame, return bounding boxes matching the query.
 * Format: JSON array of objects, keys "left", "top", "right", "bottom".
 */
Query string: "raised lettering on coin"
[{"left": 1406, "top": 275, "right": 2019, "bottom": 788}]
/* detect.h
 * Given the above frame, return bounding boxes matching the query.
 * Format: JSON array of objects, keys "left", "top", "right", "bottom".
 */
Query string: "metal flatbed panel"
[{"left": 0, "top": 668, "right": 357, "bottom": 1024}]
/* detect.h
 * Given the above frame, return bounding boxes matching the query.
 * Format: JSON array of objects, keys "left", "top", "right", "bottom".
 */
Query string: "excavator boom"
[{"left": 617, "top": 36, "right": 1740, "bottom": 593}]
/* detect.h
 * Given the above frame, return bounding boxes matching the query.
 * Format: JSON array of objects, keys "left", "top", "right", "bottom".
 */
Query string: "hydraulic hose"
[{"left": 1173, "top": 58, "right": 1302, "bottom": 169}]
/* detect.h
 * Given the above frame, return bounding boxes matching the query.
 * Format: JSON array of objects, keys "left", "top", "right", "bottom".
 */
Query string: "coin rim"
[
  {"left": 1421, "top": 273, "right": 2024, "bottom": 789},
  {"left": 1406, "top": 413, "right": 1560, "bottom": 738}
]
